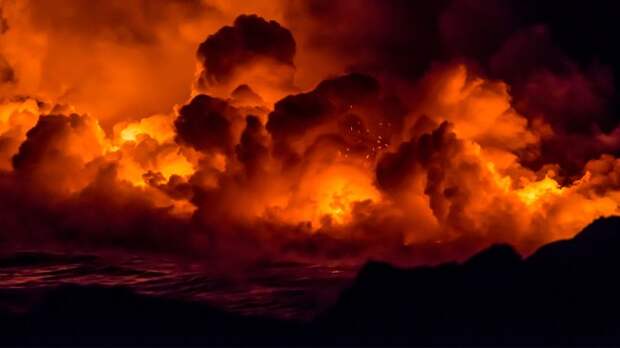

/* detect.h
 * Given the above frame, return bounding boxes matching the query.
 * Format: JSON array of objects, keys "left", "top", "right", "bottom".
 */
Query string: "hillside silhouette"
[
  {"left": 319, "top": 216, "right": 620, "bottom": 345},
  {"left": 3, "top": 216, "right": 620, "bottom": 346}
]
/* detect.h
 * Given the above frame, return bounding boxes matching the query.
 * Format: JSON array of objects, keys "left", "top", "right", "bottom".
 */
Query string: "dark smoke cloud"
[
  {"left": 483, "top": 25, "right": 617, "bottom": 174},
  {"left": 0, "top": 111, "right": 199, "bottom": 254},
  {"left": 12, "top": 115, "right": 73, "bottom": 172},
  {"left": 376, "top": 121, "right": 458, "bottom": 193},
  {"left": 0, "top": 56, "right": 15, "bottom": 84},
  {"left": 0, "top": 7, "right": 8, "bottom": 34},
  {"left": 0, "top": 165, "right": 198, "bottom": 254},
  {"left": 266, "top": 73, "right": 383, "bottom": 157},
  {"left": 197, "top": 14, "right": 296, "bottom": 84},
  {"left": 490, "top": 26, "right": 615, "bottom": 133},
  {"left": 58, "top": 165, "right": 196, "bottom": 252},
  {"left": 174, "top": 94, "right": 239, "bottom": 153},
  {"left": 235, "top": 115, "right": 269, "bottom": 176},
  {"left": 289, "top": 0, "right": 620, "bottom": 175},
  {"left": 0, "top": 8, "right": 14, "bottom": 86},
  {"left": 10, "top": 113, "right": 106, "bottom": 197},
  {"left": 231, "top": 84, "right": 264, "bottom": 105},
  {"left": 12, "top": 114, "right": 93, "bottom": 178},
  {"left": 374, "top": 119, "right": 534, "bottom": 252}
]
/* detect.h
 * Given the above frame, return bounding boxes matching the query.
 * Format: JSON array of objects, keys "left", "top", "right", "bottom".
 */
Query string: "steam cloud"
[{"left": 0, "top": 0, "right": 619, "bottom": 266}]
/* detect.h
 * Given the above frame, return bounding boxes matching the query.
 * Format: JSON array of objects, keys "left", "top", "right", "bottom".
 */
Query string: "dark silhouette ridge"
[
  {"left": 318, "top": 216, "right": 620, "bottom": 345},
  {"left": 2, "top": 216, "right": 620, "bottom": 346}
]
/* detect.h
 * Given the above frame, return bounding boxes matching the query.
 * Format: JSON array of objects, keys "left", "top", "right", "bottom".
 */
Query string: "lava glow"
[
  {"left": 516, "top": 176, "right": 564, "bottom": 206},
  {"left": 0, "top": 1, "right": 619, "bottom": 265},
  {"left": 287, "top": 163, "right": 381, "bottom": 227}
]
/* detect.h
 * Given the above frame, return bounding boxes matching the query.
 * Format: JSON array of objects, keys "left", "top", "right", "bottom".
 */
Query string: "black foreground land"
[{"left": 3, "top": 217, "right": 620, "bottom": 346}]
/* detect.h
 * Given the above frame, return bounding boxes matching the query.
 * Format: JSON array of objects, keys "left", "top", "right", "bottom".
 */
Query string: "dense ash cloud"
[
  {"left": 286, "top": 0, "right": 620, "bottom": 176},
  {"left": 174, "top": 95, "right": 239, "bottom": 153},
  {"left": 0, "top": 56, "right": 14, "bottom": 84},
  {"left": 231, "top": 85, "right": 264, "bottom": 105},
  {"left": 0, "top": 166, "right": 198, "bottom": 254},
  {"left": 0, "top": 9, "right": 14, "bottom": 87},
  {"left": 266, "top": 73, "right": 405, "bottom": 162},
  {"left": 484, "top": 25, "right": 617, "bottom": 175},
  {"left": 375, "top": 121, "right": 494, "bottom": 237},
  {"left": 0, "top": 1, "right": 619, "bottom": 268},
  {"left": 235, "top": 115, "right": 269, "bottom": 176},
  {"left": 488, "top": 24, "right": 615, "bottom": 135},
  {"left": 13, "top": 115, "right": 91, "bottom": 171},
  {"left": 267, "top": 73, "right": 379, "bottom": 139},
  {"left": 197, "top": 14, "right": 296, "bottom": 85},
  {"left": 12, "top": 113, "right": 105, "bottom": 195},
  {"left": 376, "top": 122, "right": 460, "bottom": 193},
  {"left": 0, "top": 111, "right": 200, "bottom": 254}
]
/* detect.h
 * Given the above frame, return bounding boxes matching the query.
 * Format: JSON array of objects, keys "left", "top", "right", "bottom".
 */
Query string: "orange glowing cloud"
[{"left": 0, "top": 2, "right": 617, "bottom": 267}]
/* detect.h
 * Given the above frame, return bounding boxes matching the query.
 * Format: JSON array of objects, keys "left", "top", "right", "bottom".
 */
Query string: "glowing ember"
[
  {"left": 303, "top": 164, "right": 380, "bottom": 227},
  {"left": 516, "top": 176, "right": 564, "bottom": 206}
]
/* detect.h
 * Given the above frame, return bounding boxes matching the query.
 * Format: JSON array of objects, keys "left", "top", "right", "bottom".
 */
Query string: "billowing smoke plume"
[
  {"left": 0, "top": 1, "right": 619, "bottom": 266},
  {"left": 197, "top": 14, "right": 295, "bottom": 84}
]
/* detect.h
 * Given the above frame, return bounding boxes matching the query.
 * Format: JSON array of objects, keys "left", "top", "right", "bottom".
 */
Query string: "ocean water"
[{"left": 0, "top": 251, "right": 358, "bottom": 320}]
